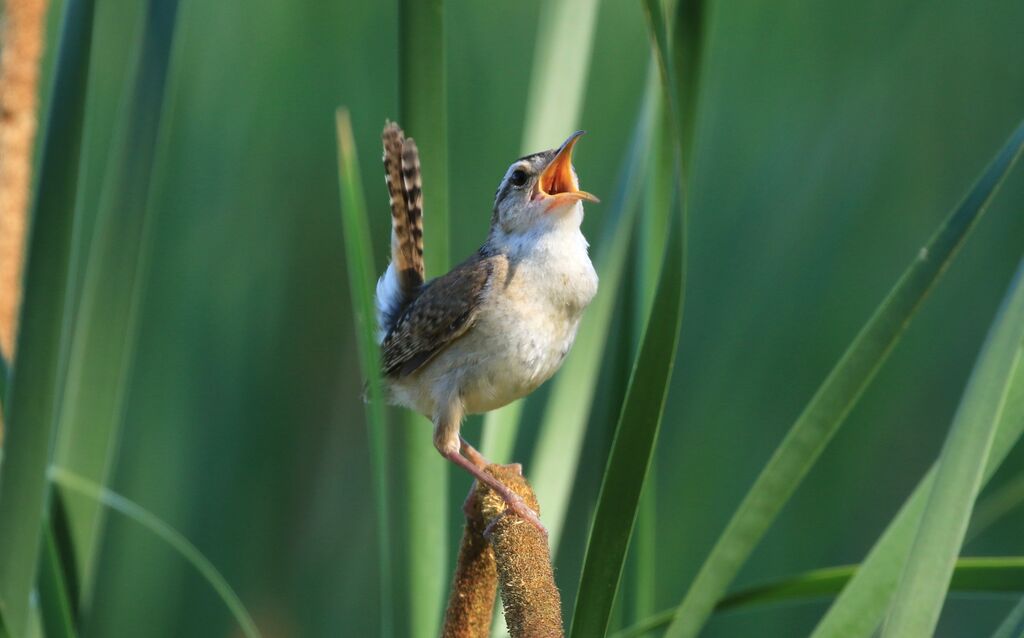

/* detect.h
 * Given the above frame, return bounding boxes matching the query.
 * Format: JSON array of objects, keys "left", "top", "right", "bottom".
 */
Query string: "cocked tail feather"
[{"left": 378, "top": 121, "right": 425, "bottom": 340}]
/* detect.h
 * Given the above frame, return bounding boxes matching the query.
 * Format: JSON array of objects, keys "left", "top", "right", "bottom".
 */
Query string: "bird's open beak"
[{"left": 534, "top": 131, "right": 599, "bottom": 210}]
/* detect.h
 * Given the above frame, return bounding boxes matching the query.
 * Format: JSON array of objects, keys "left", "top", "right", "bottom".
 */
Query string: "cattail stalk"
[
  {"left": 480, "top": 465, "right": 563, "bottom": 638},
  {"left": 441, "top": 476, "right": 499, "bottom": 638},
  {"left": 442, "top": 464, "right": 564, "bottom": 637}
]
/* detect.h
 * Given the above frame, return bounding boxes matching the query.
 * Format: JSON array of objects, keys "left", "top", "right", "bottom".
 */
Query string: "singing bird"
[{"left": 376, "top": 122, "right": 598, "bottom": 532}]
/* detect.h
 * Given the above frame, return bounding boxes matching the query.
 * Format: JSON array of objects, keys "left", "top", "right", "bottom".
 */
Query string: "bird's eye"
[{"left": 509, "top": 169, "right": 528, "bottom": 187}]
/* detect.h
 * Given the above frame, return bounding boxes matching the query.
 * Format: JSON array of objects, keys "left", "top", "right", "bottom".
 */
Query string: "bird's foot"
[
  {"left": 497, "top": 489, "right": 547, "bottom": 536},
  {"left": 444, "top": 448, "right": 547, "bottom": 536}
]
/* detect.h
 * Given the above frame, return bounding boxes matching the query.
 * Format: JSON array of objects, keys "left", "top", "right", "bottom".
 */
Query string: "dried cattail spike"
[
  {"left": 479, "top": 465, "right": 563, "bottom": 638},
  {"left": 441, "top": 479, "right": 499, "bottom": 638}
]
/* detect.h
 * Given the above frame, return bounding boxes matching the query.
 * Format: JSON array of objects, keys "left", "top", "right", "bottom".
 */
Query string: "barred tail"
[{"left": 377, "top": 121, "right": 425, "bottom": 339}]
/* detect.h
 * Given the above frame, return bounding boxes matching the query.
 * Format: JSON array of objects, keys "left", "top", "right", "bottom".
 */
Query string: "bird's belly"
[{"left": 458, "top": 298, "right": 583, "bottom": 415}]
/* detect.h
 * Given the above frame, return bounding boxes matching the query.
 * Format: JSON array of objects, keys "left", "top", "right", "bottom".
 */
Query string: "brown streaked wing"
[{"left": 382, "top": 252, "right": 500, "bottom": 378}]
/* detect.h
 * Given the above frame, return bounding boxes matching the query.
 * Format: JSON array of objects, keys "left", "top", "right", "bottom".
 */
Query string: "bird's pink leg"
[
  {"left": 436, "top": 400, "right": 546, "bottom": 535},
  {"left": 459, "top": 436, "right": 488, "bottom": 468},
  {"left": 442, "top": 447, "right": 547, "bottom": 536}
]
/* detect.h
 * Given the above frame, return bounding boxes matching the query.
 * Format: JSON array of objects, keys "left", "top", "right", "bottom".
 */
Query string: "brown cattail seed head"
[
  {"left": 441, "top": 479, "right": 498, "bottom": 638},
  {"left": 0, "top": 0, "right": 49, "bottom": 364},
  {"left": 480, "top": 465, "right": 563, "bottom": 638}
]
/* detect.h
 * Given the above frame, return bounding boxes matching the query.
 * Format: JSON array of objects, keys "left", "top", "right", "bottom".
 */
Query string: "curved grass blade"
[
  {"left": 52, "top": 0, "right": 182, "bottom": 609},
  {"left": 568, "top": 208, "right": 685, "bottom": 638},
  {"left": 881, "top": 261, "right": 1024, "bottom": 638},
  {"left": 610, "top": 557, "right": 1024, "bottom": 638},
  {"left": 0, "top": 1, "right": 96, "bottom": 633},
  {"left": 991, "top": 595, "right": 1024, "bottom": 638},
  {"left": 396, "top": 2, "right": 449, "bottom": 634},
  {"left": 665, "top": 118, "right": 1024, "bottom": 638},
  {"left": 334, "top": 108, "right": 393, "bottom": 637},
  {"left": 812, "top": 359, "right": 1024, "bottom": 636},
  {"left": 722, "top": 557, "right": 1024, "bottom": 613},
  {"left": 49, "top": 467, "right": 261, "bottom": 638},
  {"left": 37, "top": 524, "right": 77, "bottom": 638},
  {"left": 627, "top": 64, "right": 671, "bottom": 630},
  {"left": 568, "top": 1, "right": 706, "bottom": 634},
  {"left": 528, "top": 84, "right": 654, "bottom": 548},
  {"left": 482, "top": 0, "right": 602, "bottom": 465}
]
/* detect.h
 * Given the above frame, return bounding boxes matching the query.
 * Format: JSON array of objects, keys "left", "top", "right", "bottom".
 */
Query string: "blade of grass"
[
  {"left": 52, "top": 0, "right": 182, "bottom": 610},
  {"left": 969, "top": 469, "right": 1024, "bottom": 542},
  {"left": 396, "top": 2, "right": 449, "bottom": 634},
  {"left": 811, "top": 250, "right": 1024, "bottom": 638},
  {"left": 37, "top": 524, "right": 77, "bottom": 638},
  {"left": 881, "top": 260, "right": 1024, "bottom": 638},
  {"left": 568, "top": 2, "right": 702, "bottom": 635},
  {"left": 568, "top": 207, "right": 684, "bottom": 638},
  {"left": 611, "top": 557, "right": 1024, "bottom": 638},
  {"left": 721, "top": 557, "right": 1024, "bottom": 612},
  {"left": 489, "top": 84, "right": 659, "bottom": 638},
  {"left": 665, "top": 118, "right": 1024, "bottom": 638},
  {"left": 528, "top": 82, "right": 655, "bottom": 548},
  {"left": 0, "top": 0, "right": 96, "bottom": 633},
  {"left": 335, "top": 108, "right": 393, "bottom": 638},
  {"left": 49, "top": 467, "right": 261, "bottom": 638},
  {"left": 481, "top": 0, "right": 602, "bottom": 465},
  {"left": 991, "top": 595, "right": 1024, "bottom": 638},
  {"left": 626, "top": 63, "right": 671, "bottom": 630}
]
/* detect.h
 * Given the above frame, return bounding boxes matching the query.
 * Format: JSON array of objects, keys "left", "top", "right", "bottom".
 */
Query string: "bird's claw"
[{"left": 502, "top": 491, "right": 547, "bottom": 537}]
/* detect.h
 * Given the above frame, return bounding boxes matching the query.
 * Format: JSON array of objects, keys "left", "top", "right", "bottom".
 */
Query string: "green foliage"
[
  {"left": 882, "top": 262, "right": 1024, "bottom": 637},
  {"left": 394, "top": 2, "right": 450, "bottom": 635},
  {"left": 990, "top": 595, "right": 1024, "bottom": 638},
  {"left": 334, "top": 108, "right": 393, "bottom": 637},
  {"left": 665, "top": 118, "right": 1024, "bottom": 638},
  {"left": 52, "top": 0, "right": 182, "bottom": 608},
  {"left": 612, "top": 556, "right": 1024, "bottom": 638},
  {"left": 0, "top": 0, "right": 96, "bottom": 632},
  {"left": 569, "top": 210, "right": 685, "bottom": 638},
  {"left": 1, "top": 0, "right": 1022, "bottom": 636},
  {"left": 50, "top": 468, "right": 261, "bottom": 638},
  {"left": 37, "top": 523, "right": 78, "bottom": 638}
]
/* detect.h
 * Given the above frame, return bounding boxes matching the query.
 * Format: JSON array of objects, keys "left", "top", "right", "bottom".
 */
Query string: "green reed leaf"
[
  {"left": 50, "top": 467, "right": 261, "bottom": 638},
  {"left": 335, "top": 108, "right": 393, "bottom": 637},
  {"left": 0, "top": 1, "right": 95, "bottom": 633},
  {"left": 612, "top": 556, "right": 1024, "bottom": 638},
  {"left": 395, "top": 2, "right": 450, "bottom": 634},
  {"left": 813, "top": 243, "right": 1024, "bottom": 638},
  {"left": 882, "top": 261, "right": 1024, "bottom": 638},
  {"left": 568, "top": 207, "right": 684, "bottom": 638},
  {"left": 37, "top": 523, "right": 77, "bottom": 638},
  {"left": 665, "top": 118, "right": 1024, "bottom": 638},
  {"left": 991, "top": 595, "right": 1024, "bottom": 638},
  {"left": 52, "top": 0, "right": 182, "bottom": 610}
]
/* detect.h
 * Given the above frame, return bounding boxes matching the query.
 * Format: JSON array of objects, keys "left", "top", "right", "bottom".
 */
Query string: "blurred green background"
[{"left": 28, "top": 0, "right": 1024, "bottom": 635}]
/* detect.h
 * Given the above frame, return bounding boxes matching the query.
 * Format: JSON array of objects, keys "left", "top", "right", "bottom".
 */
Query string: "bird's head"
[{"left": 491, "top": 131, "right": 599, "bottom": 235}]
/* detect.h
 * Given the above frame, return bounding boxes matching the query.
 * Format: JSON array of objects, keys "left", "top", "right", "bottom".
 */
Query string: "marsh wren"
[{"left": 376, "top": 122, "right": 599, "bottom": 533}]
